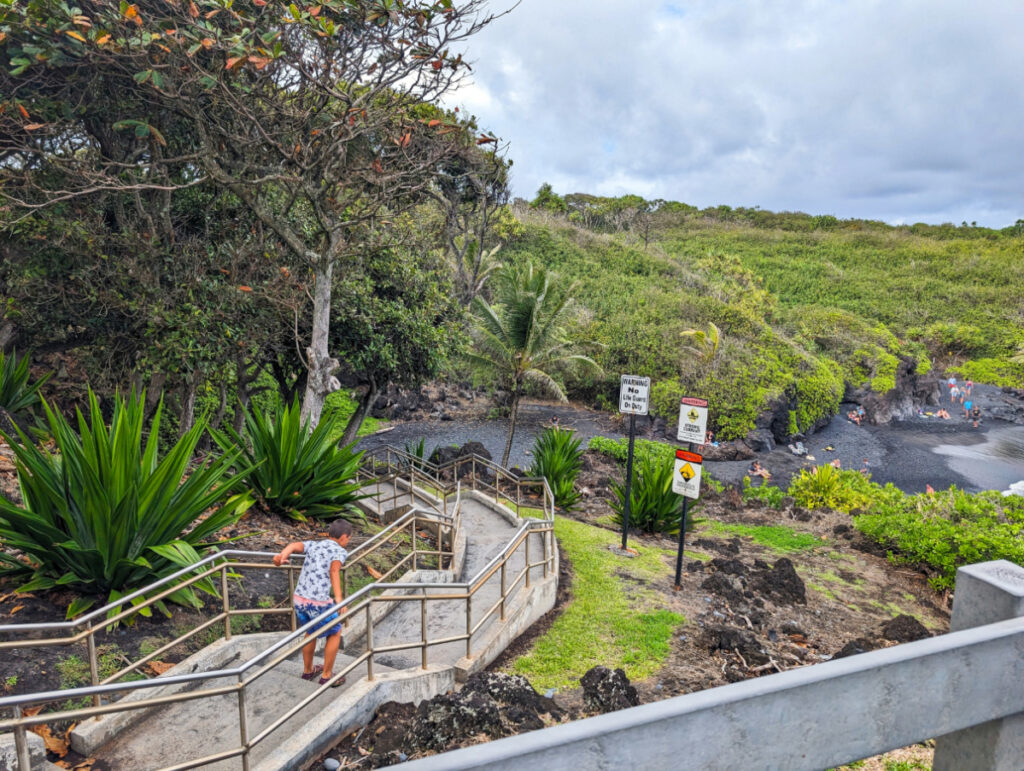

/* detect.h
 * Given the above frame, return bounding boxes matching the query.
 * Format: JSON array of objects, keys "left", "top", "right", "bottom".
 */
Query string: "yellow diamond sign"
[
  {"left": 687, "top": 408, "right": 700, "bottom": 422},
  {"left": 680, "top": 463, "right": 695, "bottom": 481}
]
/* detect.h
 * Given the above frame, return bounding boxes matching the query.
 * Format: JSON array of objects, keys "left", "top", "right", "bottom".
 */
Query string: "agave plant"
[
  {"left": 0, "top": 390, "right": 252, "bottom": 617},
  {"left": 0, "top": 350, "right": 50, "bottom": 417},
  {"left": 611, "top": 453, "right": 684, "bottom": 534},
  {"left": 529, "top": 426, "right": 584, "bottom": 511},
  {"left": 214, "top": 398, "right": 367, "bottom": 522}
]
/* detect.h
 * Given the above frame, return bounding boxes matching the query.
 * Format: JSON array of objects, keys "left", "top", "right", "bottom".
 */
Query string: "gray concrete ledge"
[
  {"left": 396, "top": 614, "right": 1024, "bottom": 771},
  {"left": 0, "top": 731, "right": 61, "bottom": 771},
  {"left": 255, "top": 665, "right": 455, "bottom": 771}
]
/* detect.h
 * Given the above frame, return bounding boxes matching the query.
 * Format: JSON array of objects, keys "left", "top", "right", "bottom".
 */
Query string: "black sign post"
[
  {"left": 621, "top": 413, "right": 637, "bottom": 550},
  {"left": 673, "top": 442, "right": 692, "bottom": 589}
]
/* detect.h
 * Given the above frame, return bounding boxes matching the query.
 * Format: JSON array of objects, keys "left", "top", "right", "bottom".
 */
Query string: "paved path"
[{"left": 87, "top": 481, "right": 544, "bottom": 769}]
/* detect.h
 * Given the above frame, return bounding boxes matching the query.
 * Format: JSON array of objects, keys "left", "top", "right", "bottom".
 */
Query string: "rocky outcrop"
[
  {"left": 847, "top": 355, "right": 942, "bottom": 425},
  {"left": 579, "top": 666, "right": 640, "bottom": 714}
]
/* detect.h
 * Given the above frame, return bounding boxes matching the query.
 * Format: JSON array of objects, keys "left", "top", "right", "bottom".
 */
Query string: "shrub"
[
  {"left": 529, "top": 427, "right": 583, "bottom": 510},
  {"left": 0, "top": 390, "right": 252, "bottom": 615},
  {"left": 787, "top": 465, "right": 875, "bottom": 513},
  {"left": 213, "top": 398, "right": 366, "bottom": 522},
  {"left": 741, "top": 477, "right": 787, "bottom": 508},
  {"left": 0, "top": 350, "right": 49, "bottom": 419},
  {"left": 610, "top": 454, "right": 684, "bottom": 534}
]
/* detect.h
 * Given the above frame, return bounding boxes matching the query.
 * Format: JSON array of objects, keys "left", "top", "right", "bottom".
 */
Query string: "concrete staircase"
[{"left": 61, "top": 477, "right": 556, "bottom": 770}]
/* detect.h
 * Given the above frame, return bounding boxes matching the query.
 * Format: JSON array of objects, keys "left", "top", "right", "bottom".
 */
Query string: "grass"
[
  {"left": 324, "top": 389, "right": 386, "bottom": 442},
  {"left": 509, "top": 517, "right": 684, "bottom": 689},
  {"left": 701, "top": 522, "right": 823, "bottom": 553},
  {"left": 807, "top": 582, "right": 838, "bottom": 602}
]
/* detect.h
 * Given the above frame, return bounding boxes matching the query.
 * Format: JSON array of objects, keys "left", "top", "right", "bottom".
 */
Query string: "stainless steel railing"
[{"left": 0, "top": 447, "right": 556, "bottom": 771}]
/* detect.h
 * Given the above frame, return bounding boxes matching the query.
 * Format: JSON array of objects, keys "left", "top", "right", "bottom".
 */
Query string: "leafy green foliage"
[
  {"left": 528, "top": 427, "right": 584, "bottom": 510},
  {"left": 704, "top": 522, "right": 821, "bottom": 553},
  {"left": 213, "top": 398, "right": 366, "bottom": 522},
  {"left": 741, "top": 476, "right": 787, "bottom": 508},
  {"left": 610, "top": 454, "right": 684, "bottom": 534},
  {"left": 0, "top": 390, "right": 251, "bottom": 613},
  {"left": 855, "top": 488, "right": 1024, "bottom": 590},
  {"left": 0, "top": 351, "right": 49, "bottom": 418},
  {"left": 788, "top": 465, "right": 877, "bottom": 513}
]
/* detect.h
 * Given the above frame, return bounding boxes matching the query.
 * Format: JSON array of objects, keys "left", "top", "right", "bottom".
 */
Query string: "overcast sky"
[{"left": 447, "top": 0, "right": 1024, "bottom": 227}]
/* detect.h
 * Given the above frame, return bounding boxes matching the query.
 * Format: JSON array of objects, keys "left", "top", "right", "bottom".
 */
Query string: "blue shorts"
[{"left": 294, "top": 598, "right": 342, "bottom": 638}]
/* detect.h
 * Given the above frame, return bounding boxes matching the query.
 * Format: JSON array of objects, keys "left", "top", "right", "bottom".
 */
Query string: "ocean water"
[{"left": 932, "top": 424, "right": 1024, "bottom": 494}]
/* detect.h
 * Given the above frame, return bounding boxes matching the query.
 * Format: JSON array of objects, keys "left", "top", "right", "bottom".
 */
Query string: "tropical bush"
[
  {"left": 0, "top": 350, "right": 49, "bottom": 420},
  {"left": 787, "top": 464, "right": 876, "bottom": 513},
  {"left": 741, "top": 476, "right": 787, "bottom": 508},
  {"left": 610, "top": 453, "right": 684, "bottom": 534},
  {"left": 855, "top": 488, "right": 1024, "bottom": 590},
  {"left": 214, "top": 398, "right": 366, "bottom": 522},
  {"left": 0, "top": 390, "right": 252, "bottom": 616},
  {"left": 529, "top": 426, "right": 584, "bottom": 510}
]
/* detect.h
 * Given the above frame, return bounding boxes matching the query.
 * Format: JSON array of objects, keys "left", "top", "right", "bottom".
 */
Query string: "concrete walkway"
[{"left": 73, "top": 479, "right": 552, "bottom": 770}]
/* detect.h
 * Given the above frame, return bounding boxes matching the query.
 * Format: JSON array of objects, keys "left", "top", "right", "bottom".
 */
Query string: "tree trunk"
[
  {"left": 501, "top": 388, "right": 521, "bottom": 468},
  {"left": 178, "top": 371, "right": 200, "bottom": 438},
  {"left": 300, "top": 259, "right": 339, "bottom": 427},
  {"left": 338, "top": 380, "right": 379, "bottom": 448}
]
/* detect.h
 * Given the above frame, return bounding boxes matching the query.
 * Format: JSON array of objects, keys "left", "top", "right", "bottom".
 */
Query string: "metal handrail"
[{"left": 0, "top": 447, "right": 555, "bottom": 771}]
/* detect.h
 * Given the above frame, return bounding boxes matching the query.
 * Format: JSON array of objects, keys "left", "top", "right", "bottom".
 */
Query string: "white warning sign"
[
  {"left": 672, "top": 449, "right": 703, "bottom": 499},
  {"left": 619, "top": 375, "right": 651, "bottom": 416},
  {"left": 676, "top": 396, "right": 709, "bottom": 444}
]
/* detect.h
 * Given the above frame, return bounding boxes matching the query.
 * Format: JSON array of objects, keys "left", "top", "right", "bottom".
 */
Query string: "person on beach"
[
  {"left": 947, "top": 376, "right": 957, "bottom": 390},
  {"left": 963, "top": 399, "right": 973, "bottom": 419},
  {"left": 950, "top": 385, "right": 960, "bottom": 404},
  {"left": 971, "top": 404, "right": 982, "bottom": 428},
  {"left": 926, "top": 484, "right": 936, "bottom": 494},
  {"left": 965, "top": 379, "right": 974, "bottom": 397},
  {"left": 273, "top": 519, "right": 352, "bottom": 687},
  {"left": 936, "top": 408, "right": 951, "bottom": 419},
  {"left": 830, "top": 458, "right": 841, "bottom": 469},
  {"left": 748, "top": 461, "right": 771, "bottom": 479}
]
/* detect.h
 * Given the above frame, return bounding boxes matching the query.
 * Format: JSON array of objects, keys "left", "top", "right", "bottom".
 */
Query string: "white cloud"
[{"left": 446, "top": 0, "right": 1024, "bottom": 226}]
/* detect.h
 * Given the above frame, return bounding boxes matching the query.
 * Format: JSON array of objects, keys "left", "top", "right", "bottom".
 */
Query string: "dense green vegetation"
[
  {"left": 742, "top": 469, "right": 1024, "bottom": 590},
  {"left": 501, "top": 195, "right": 1024, "bottom": 440},
  {"left": 0, "top": 391, "right": 252, "bottom": 615}
]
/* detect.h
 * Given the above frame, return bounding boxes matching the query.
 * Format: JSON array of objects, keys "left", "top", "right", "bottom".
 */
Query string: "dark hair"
[{"left": 329, "top": 520, "right": 353, "bottom": 539}]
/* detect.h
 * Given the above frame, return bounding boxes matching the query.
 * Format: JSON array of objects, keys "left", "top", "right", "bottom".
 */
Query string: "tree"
[
  {"left": 680, "top": 322, "right": 722, "bottom": 382},
  {"left": 1, "top": 0, "right": 498, "bottom": 425},
  {"left": 468, "top": 262, "right": 600, "bottom": 467},
  {"left": 430, "top": 131, "right": 511, "bottom": 305},
  {"left": 529, "top": 183, "right": 567, "bottom": 214}
]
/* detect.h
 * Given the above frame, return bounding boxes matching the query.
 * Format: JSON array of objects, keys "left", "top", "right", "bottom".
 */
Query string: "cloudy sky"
[{"left": 447, "top": 0, "right": 1024, "bottom": 227}]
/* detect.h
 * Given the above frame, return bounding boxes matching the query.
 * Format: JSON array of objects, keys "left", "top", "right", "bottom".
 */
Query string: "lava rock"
[
  {"left": 701, "top": 572, "right": 746, "bottom": 606},
  {"left": 704, "top": 625, "right": 770, "bottom": 665},
  {"left": 833, "top": 637, "right": 881, "bottom": 659},
  {"left": 710, "top": 557, "right": 747, "bottom": 576},
  {"left": 752, "top": 557, "right": 806, "bottom": 605},
  {"left": 580, "top": 666, "right": 639, "bottom": 714},
  {"left": 880, "top": 614, "right": 930, "bottom": 643}
]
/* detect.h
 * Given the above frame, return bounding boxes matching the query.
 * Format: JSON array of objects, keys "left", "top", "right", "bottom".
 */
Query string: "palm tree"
[{"left": 468, "top": 262, "right": 601, "bottom": 467}]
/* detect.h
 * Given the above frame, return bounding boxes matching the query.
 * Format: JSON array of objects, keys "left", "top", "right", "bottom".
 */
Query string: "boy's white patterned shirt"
[{"left": 294, "top": 540, "right": 348, "bottom": 602}]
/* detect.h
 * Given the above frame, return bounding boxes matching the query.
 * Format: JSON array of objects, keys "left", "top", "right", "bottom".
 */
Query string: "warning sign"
[
  {"left": 619, "top": 375, "right": 651, "bottom": 416},
  {"left": 672, "top": 449, "right": 703, "bottom": 499},
  {"left": 676, "top": 396, "right": 709, "bottom": 444}
]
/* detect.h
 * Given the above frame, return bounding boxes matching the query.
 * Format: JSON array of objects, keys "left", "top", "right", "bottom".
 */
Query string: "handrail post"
[
  {"left": 516, "top": 481, "right": 521, "bottom": 518},
  {"left": 237, "top": 673, "right": 250, "bottom": 771},
  {"left": 13, "top": 706, "right": 31, "bottom": 771},
  {"left": 287, "top": 567, "right": 297, "bottom": 631},
  {"left": 500, "top": 561, "right": 507, "bottom": 621},
  {"left": 471, "top": 456, "right": 476, "bottom": 491},
  {"left": 465, "top": 594, "right": 472, "bottom": 658},
  {"left": 86, "top": 622, "right": 101, "bottom": 707},
  {"left": 410, "top": 518, "right": 417, "bottom": 570},
  {"left": 222, "top": 564, "right": 232, "bottom": 641},
  {"left": 525, "top": 535, "right": 531, "bottom": 588},
  {"left": 420, "top": 589, "right": 428, "bottom": 670},
  {"left": 366, "top": 604, "right": 375, "bottom": 681}
]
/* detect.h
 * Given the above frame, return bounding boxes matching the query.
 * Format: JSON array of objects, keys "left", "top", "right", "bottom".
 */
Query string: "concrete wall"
[{"left": 396, "top": 560, "right": 1024, "bottom": 771}]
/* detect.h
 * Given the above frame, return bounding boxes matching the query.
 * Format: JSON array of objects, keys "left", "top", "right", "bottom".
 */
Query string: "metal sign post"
[
  {"left": 618, "top": 375, "right": 650, "bottom": 550},
  {"left": 672, "top": 447, "right": 703, "bottom": 589}
]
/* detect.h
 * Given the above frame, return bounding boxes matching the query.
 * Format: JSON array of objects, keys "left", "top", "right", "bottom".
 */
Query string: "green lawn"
[{"left": 509, "top": 516, "right": 683, "bottom": 689}]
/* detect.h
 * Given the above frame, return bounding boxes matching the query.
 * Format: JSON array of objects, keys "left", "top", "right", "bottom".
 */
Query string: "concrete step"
[{"left": 90, "top": 653, "right": 392, "bottom": 770}]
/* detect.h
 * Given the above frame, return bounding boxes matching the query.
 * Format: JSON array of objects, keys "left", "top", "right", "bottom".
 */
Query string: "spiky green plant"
[
  {"left": 529, "top": 426, "right": 583, "bottom": 510},
  {"left": 610, "top": 453, "right": 684, "bottom": 534},
  {"left": 0, "top": 350, "right": 49, "bottom": 417},
  {"left": 0, "top": 390, "right": 252, "bottom": 617},
  {"left": 214, "top": 398, "right": 366, "bottom": 522}
]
